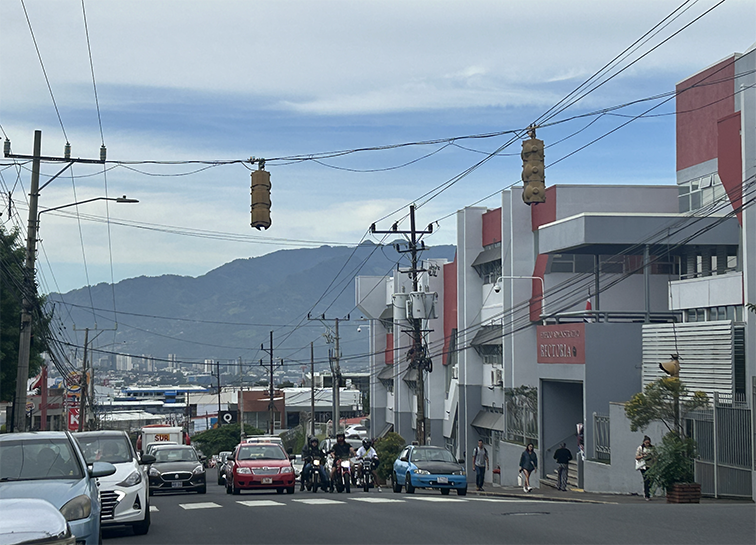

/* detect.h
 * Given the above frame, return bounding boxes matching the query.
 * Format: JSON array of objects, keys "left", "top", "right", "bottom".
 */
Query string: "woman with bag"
[
  {"left": 635, "top": 436, "right": 653, "bottom": 500},
  {"left": 519, "top": 443, "right": 538, "bottom": 492}
]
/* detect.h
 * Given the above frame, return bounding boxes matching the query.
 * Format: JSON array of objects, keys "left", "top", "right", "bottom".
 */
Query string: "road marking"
[
  {"left": 292, "top": 498, "right": 345, "bottom": 505},
  {"left": 179, "top": 502, "right": 222, "bottom": 510},
  {"left": 237, "top": 500, "right": 285, "bottom": 507},
  {"left": 350, "top": 497, "right": 406, "bottom": 503},
  {"left": 149, "top": 506, "right": 159, "bottom": 512},
  {"left": 408, "top": 496, "right": 467, "bottom": 502}
]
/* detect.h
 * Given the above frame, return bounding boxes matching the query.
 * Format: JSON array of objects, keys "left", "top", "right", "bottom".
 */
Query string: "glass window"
[
  {"left": 0, "top": 438, "right": 84, "bottom": 481},
  {"left": 77, "top": 436, "right": 133, "bottom": 464}
]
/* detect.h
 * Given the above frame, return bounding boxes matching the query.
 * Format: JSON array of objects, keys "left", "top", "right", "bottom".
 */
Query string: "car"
[
  {"left": 225, "top": 442, "right": 295, "bottom": 495},
  {"left": 147, "top": 445, "right": 206, "bottom": 495},
  {"left": 392, "top": 445, "right": 467, "bottom": 496},
  {"left": 216, "top": 450, "right": 232, "bottom": 485},
  {"left": 344, "top": 424, "right": 368, "bottom": 439},
  {"left": 74, "top": 430, "right": 154, "bottom": 536},
  {"left": 144, "top": 441, "right": 178, "bottom": 456},
  {"left": 0, "top": 431, "right": 116, "bottom": 545},
  {"left": 291, "top": 454, "right": 303, "bottom": 481},
  {"left": 0, "top": 498, "right": 76, "bottom": 545}
]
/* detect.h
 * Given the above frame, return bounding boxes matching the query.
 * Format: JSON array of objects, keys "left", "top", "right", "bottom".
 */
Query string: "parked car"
[
  {"left": 0, "top": 498, "right": 75, "bottom": 545},
  {"left": 0, "top": 431, "right": 116, "bottom": 545},
  {"left": 147, "top": 445, "right": 206, "bottom": 495},
  {"left": 225, "top": 442, "right": 295, "bottom": 495},
  {"left": 216, "top": 451, "right": 232, "bottom": 485},
  {"left": 392, "top": 445, "right": 467, "bottom": 496},
  {"left": 74, "top": 430, "right": 154, "bottom": 535},
  {"left": 344, "top": 424, "right": 369, "bottom": 439}
]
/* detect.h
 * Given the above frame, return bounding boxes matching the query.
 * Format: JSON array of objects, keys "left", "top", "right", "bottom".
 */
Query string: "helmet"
[
  {"left": 362, "top": 439, "right": 370, "bottom": 449},
  {"left": 336, "top": 432, "right": 345, "bottom": 440},
  {"left": 309, "top": 436, "right": 319, "bottom": 445}
]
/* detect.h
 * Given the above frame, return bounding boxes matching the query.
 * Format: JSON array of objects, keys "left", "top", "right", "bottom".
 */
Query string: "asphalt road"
[{"left": 103, "top": 483, "right": 755, "bottom": 545}]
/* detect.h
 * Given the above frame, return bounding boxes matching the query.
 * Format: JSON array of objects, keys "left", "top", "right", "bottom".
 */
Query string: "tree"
[
  {"left": 373, "top": 432, "right": 405, "bottom": 482},
  {"left": 1, "top": 227, "right": 50, "bottom": 402},
  {"left": 191, "top": 423, "right": 264, "bottom": 456},
  {"left": 625, "top": 377, "right": 708, "bottom": 437}
]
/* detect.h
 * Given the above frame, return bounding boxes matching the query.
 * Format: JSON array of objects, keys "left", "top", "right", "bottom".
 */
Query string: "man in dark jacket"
[
  {"left": 301, "top": 436, "right": 328, "bottom": 491},
  {"left": 553, "top": 442, "right": 573, "bottom": 491}
]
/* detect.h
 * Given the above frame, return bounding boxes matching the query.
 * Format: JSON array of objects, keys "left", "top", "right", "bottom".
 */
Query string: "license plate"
[
  {"left": 437, "top": 477, "right": 449, "bottom": 484},
  {"left": 171, "top": 481, "right": 183, "bottom": 488},
  {"left": 262, "top": 477, "right": 273, "bottom": 484}
]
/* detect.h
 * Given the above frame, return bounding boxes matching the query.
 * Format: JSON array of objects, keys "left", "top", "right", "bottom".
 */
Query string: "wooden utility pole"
[{"left": 370, "top": 205, "right": 434, "bottom": 445}]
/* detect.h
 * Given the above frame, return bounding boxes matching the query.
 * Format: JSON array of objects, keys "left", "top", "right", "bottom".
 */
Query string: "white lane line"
[
  {"left": 350, "top": 497, "right": 406, "bottom": 503},
  {"left": 179, "top": 502, "right": 222, "bottom": 510},
  {"left": 236, "top": 500, "right": 285, "bottom": 507},
  {"left": 407, "top": 496, "right": 467, "bottom": 502},
  {"left": 292, "top": 498, "right": 345, "bottom": 505},
  {"left": 149, "top": 506, "right": 159, "bottom": 512}
]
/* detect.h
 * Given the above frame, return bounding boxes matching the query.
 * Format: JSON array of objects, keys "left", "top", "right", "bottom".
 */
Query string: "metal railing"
[{"left": 592, "top": 412, "right": 611, "bottom": 463}]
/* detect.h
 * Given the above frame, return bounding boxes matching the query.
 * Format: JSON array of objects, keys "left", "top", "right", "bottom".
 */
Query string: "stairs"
[{"left": 541, "top": 460, "right": 578, "bottom": 490}]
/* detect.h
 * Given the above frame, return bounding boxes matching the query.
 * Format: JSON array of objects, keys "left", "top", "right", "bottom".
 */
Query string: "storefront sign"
[{"left": 537, "top": 323, "right": 585, "bottom": 364}]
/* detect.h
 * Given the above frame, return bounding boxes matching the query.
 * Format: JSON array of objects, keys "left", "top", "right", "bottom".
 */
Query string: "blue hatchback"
[
  {"left": 0, "top": 431, "right": 116, "bottom": 545},
  {"left": 392, "top": 445, "right": 467, "bottom": 496}
]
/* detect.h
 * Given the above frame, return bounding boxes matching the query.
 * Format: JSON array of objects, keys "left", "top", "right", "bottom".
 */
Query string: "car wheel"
[
  {"left": 132, "top": 505, "right": 151, "bottom": 535},
  {"left": 392, "top": 473, "right": 402, "bottom": 493},
  {"left": 197, "top": 485, "right": 207, "bottom": 494},
  {"left": 457, "top": 486, "right": 467, "bottom": 496},
  {"left": 276, "top": 488, "right": 284, "bottom": 494},
  {"left": 232, "top": 480, "right": 241, "bottom": 495},
  {"left": 440, "top": 488, "right": 450, "bottom": 496},
  {"left": 287, "top": 486, "right": 295, "bottom": 494},
  {"left": 405, "top": 473, "right": 415, "bottom": 494}
]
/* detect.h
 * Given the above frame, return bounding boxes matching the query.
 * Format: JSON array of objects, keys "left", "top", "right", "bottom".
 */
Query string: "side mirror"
[
  {"left": 140, "top": 454, "right": 156, "bottom": 465},
  {"left": 89, "top": 461, "right": 116, "bottom": 478},
  {"left": 400, "top": 456, "right": 408, "bottom": 462}
]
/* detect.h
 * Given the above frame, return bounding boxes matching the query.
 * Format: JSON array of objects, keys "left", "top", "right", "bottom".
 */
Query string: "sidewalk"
[{"left": 470, "top": 484, "right": 748, "bottom": 504}]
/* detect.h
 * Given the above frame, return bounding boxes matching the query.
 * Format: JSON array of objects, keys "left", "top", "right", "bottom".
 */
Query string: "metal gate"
[{"left": 686, "top": 392, "right": 753, "bottom": 498}]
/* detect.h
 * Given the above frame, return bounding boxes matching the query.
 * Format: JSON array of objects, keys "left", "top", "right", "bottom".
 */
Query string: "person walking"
[
  {"left": 519, "top": 443, "right": 538, "bottom": 492},
  {"left": 553, "top": 442, "right": 572, "bottom": 491},
  {"left": 472, "top": 440, "right": 489, "bottom": 491},
  {"left": 635, "top": 436, "right": 653, "bottom": 500}
]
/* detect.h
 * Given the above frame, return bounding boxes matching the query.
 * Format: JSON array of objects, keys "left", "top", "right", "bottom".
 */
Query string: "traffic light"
[
  {"left": 521, "top": 137, "right": 545, "bottom": 205},
  {"left": 250, "top": 168, "right": 271, "bottom": 230}
]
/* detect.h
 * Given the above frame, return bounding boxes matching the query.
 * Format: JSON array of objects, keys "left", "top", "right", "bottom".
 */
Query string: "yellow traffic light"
[
  {"left": 250, "top": 169, "right": 272, "bottom": 230},
  {"left": 521, "top": 137, "right": 545, "bottom": 205}
]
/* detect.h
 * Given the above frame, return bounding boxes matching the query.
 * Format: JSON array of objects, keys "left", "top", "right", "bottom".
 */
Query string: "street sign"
[
  {"left": 219, "top": 410, "right": 237, "bottom": 424},
  {"left": 68, "top": 407, "right": 80, "bottom": 431},
  {"left": 25, "top": 401, "right": 35, "bottom": 415}
]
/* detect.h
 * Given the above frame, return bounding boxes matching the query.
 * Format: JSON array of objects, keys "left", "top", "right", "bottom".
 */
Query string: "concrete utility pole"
[
  {"left": 216, "top": 361, "right": 221, "bottom": 427},
  {"left": 310, "top": 342, "right": 315, "bottom": 437},
  {"left": 370, "top": 205, "right": 433, "bottom": 445},
  {"left": 308, "top": 313, "right": 347, "bottom": 437},
  {"left": 239, "top": 356, "right": 246, "bottom": 439},
  {"left": 260, "top": 331, "right": 280, "bottom": 435},
  {"left": 78, "top": 329, "right": 89, "bottom": 432}
]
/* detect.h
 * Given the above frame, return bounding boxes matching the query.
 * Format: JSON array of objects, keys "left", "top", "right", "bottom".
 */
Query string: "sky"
[{"left": 1, "top": 0, "right": 754, "bottom": 296}]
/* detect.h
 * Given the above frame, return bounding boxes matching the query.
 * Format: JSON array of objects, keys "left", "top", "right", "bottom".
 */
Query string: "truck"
[{"left": 136, "top": 424, "right": 190, "bottom": 454}]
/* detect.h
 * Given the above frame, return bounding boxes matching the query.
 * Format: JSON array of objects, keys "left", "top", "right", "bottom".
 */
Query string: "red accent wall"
[
  {"left": 717, "top": 112, "right": 743, "bottom": 224},
  {"left": 385, "top": 333, "right": 394, "bottom": 365},
  {"left": 481, "top": 208, "right": 502, "bottom": 246},
  {"left": 442, "top": 254, "right": 458, "bottom": 365},
  {"left": 531, "top": 185, "right": 557, "bottom": 231},
  {"left": 676, "top": 57, "right": 736, "bottom": 172}
]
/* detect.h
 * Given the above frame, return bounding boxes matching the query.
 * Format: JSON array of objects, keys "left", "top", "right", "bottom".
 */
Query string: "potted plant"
[{"left": 625, "top": 377, "right": 708, "bottom": 502}]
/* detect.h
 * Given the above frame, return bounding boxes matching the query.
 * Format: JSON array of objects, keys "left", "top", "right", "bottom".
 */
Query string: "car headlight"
[
  {"left": 280, "top": 467, "right": 293, "bottom": 474},
  {"left": 452, "top": 470, "right": 466, "bottom": 475},
  {"left": 117, "top": 470, "right": 142, "bottom": 487},
  {"left": 236, "top": 467, "right": 252, "bottom": 474},
  {"left": 148, "top": 467, "right": 160, "bottom": 477},
  {"left": 413, "top": 469, "right": 430, "bottom": 475},
  {"left": 192, "top": 464, "right": 204, "bottom": 475},
  {"left": 60, "top": 495, "right": 92, "bottom": 521}
]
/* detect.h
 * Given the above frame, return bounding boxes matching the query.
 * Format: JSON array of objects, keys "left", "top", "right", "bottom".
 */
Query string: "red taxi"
[{"left": 225, "top": 442, "right": 295, "bottom": 495}]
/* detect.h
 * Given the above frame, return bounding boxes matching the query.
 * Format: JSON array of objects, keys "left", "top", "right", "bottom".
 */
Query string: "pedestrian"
[
  {"left": 519, "top": 443, "right": 538, "bottom": 492},
  {"left": 472, "top": 440, "right": 489, "bottom": 491},
  {"left": 635, "top": 435, "right": 653, "bottom": 500},
  {"left": 553, "top": 442, "right": 572, "bottom": 491}
]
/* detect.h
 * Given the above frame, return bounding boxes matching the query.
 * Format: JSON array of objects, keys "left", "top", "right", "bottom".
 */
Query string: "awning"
[
  {"left": 376, "top": 423, "right": 394, "bottom": 439},
  {"left": 471, "top": 410, "right": 504, "bottom": 431},
  {"left": 377, "top": 365, "right": 394, "bottom": 382},
  {"left": 471, "top": 246, "right": 501, "bottom": 268},
  {"left": 470, "top": 325, "right": 502, "bottom": 346}
]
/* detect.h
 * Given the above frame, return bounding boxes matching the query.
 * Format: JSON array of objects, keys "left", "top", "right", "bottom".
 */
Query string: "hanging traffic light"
[
  {"left": 521, "top": 137, "right": 545, "bottom": 205},
  {"left": 250, "top": 166, "right": 271, "bottom": 230}
]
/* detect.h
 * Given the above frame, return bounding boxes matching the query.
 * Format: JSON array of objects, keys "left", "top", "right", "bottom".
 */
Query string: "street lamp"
[{"left": 38, "top": 195, "right": 139, "bottom": 222}]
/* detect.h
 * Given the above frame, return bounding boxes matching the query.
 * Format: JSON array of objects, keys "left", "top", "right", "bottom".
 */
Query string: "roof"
[
  {"left": 471, "top": 246, "right": 501, "bottom": 267},
  {"left": 470, "top": 410, "right": 504, "bottom": 431},
  {"left": 470, "top": 325, "right": 502, "bottom": 346}
]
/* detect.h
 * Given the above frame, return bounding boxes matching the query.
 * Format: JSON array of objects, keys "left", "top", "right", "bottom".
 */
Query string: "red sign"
[
  {"left": 537, "top": 323, "right": 585, "bottom": 364},
  {"left": 68, "top": 407, "right": 80, "bottom": 431}
]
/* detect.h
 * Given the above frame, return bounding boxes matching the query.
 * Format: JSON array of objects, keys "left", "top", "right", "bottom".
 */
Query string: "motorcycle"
[
  {"left": 332, "top": 458, "right": 351, "bottom": 493},
  {"left": 305, "top": 457, "right": 327, "bottom": 493},
  {"left": 360, "top": 457, "right": 375, "bottom": 492}
]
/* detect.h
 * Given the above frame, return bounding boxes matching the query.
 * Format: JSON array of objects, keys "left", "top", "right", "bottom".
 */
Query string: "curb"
[{"left": 472, "top": 489, "right": 617, "bottom": 504}]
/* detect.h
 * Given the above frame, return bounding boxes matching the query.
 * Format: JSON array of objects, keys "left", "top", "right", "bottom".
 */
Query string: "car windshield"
[
  {"left": 153, "top": 448, "right": 198, "bottom": 463},
  {"left": 76, "top": 436, "right": 132, "bottom": 464},
  {"left": 237, "top": 445, "right": 286, "bottom": 461},
  {"left": 0, "top": 438, "right": 84, "bottom": 481},
  {"left": 410, "top": 448, "right": 457, "bottom": 464}
]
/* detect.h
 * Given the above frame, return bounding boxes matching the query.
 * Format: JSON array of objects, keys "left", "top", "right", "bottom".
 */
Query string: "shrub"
[{"left": 373, "top": 432, "right": 405, "bottom": 482}]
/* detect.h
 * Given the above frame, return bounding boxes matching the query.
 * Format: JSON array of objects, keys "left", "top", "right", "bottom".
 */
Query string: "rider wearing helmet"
[
  {"left": 329, "top": 432, "right": 355, "bottom": 488},
  {"left": 301, "top": 436, "right": 328, "bottom": 491},
  {"left": 356, "top": 438, "right": 381, "bottom": 490}
]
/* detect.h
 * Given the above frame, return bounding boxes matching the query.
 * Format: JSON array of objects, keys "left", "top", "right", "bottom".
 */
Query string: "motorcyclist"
[
  {"left": 329, "top": 432, "right": 355, "bottom": 489},
  {"left": 356, "top": 438, "right": 381, "bottom": 491},
  {"left": 300, "top": 436, "right": 328, "bottom": 491}
]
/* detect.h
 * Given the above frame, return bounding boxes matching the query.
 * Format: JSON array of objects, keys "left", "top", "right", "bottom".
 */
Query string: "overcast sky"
[{"left": 1, "top": 0, "right": 754, "bottom": 295}]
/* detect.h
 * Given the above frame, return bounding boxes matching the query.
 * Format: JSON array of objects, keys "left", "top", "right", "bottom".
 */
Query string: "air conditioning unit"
[
  {"left": 451, "top": 366, "right": 458, "bottom": 380},
  {"left": 493, "top": 368, "right": 503, "bottom": 387}
]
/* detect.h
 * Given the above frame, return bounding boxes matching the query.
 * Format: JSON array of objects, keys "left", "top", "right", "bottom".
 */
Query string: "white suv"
[{"left": 75, "top": 430, "right": 153, "bottom": 536}]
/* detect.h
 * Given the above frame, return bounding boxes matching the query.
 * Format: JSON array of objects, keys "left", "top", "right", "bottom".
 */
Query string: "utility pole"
[
  {"left": 308, "top": 313, "right": 348, "bottom": 437},
  {"left": 216, "top": 360, "right": 221, "bottom": 428},
  {"left": 6, "top": 131, "right": 106, "bottom": 432},
  {"left": 310, "top": 342, "right": 315, "bottom": 437},
  {"left": 78, "top": 329, "right": 89, "bottom": 432},
  {"left": 370, "top": 205, "right": 434, "bottom": 445},
  {"left": 239, "top": 356, "right": 245, "bottom": 439},
  {"left": 260, "top": 331, "right": 280, "bottom": 435}
]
